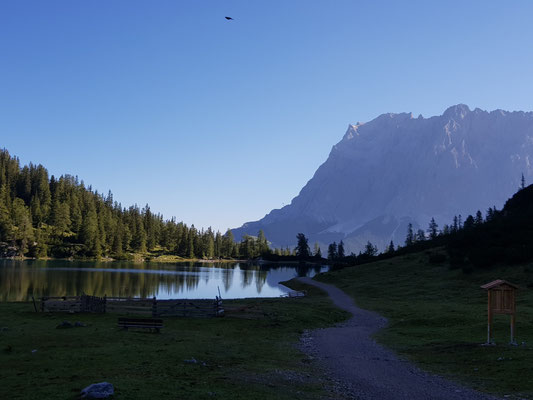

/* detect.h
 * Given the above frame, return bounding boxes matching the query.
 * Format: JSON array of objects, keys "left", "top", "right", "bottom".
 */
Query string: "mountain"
[{"left": 232, "top": 104, "right": 533, "bottom": 252}]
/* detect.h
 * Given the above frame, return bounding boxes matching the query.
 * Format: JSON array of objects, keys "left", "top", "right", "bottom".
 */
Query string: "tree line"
[
  {"left": 316, "top": 181, "right": 533, "bottom": 270},
  {"left": 0, "top": 149, "right": 275, "bottom": 260}
]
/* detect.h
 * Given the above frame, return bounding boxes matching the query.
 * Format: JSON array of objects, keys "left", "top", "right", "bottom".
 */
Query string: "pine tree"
[
  {"left": 257, "top": 229, "right": 269, "bottom": 255},
  {"left": 206, "top": 232, "right": 215, "bottom": 259},
  {"left": 463, "top": 215, "right": 475, "bottom": 230},
  {"left": 363, "top": 241, "right": 378, "bottom": 257},
  {"left": 0, "top": 185, "right": 13, "bottom": 241},
  {"left": 313, "top": 242, "right": 322, "bottom": 258},
  {"left": 80, "top": 205, "right": 101, "bottom": 257},
  {"left": 474, "top": 210, "right": 483, "bottom": 225},
  {"left": 295, "top": 233, "right": 310, "bottom": 258},
  {"left": 327, "top": 242, "right": 338, "bottom": 260},
  {"left": 452, "top": 216, "right": 458, "bottom": 232},
  {"left": 405, "top": 223, "right": 414, "bottom": 246},
  {"left": 427, "top": 218, "right": 439, "bottom": 240},
  {"left": 337, "top": 240, "right": 345, "bottom": 258},
  {"left": 11, "top": 198, "right": 34, "bottom": 255}
]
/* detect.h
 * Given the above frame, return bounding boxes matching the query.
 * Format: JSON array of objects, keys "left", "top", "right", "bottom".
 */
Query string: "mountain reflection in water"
[{"left": 0, "top": 260, "right": 327, "bottom": 301}]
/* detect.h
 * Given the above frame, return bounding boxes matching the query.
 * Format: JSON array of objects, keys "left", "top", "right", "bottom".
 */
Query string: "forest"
[
  {"left": 0, "top": 149, "right": 272, "bottom": 260},
  {"left": 322, "top": 180, "right": 533, "bottom": 271}
]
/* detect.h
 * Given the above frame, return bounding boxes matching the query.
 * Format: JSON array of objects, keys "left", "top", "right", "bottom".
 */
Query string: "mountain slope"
[{"left": 233, "top": 105, "right": 533, "bottom": 252}]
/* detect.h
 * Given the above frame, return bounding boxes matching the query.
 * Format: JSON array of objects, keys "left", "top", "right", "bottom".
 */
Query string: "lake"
[{"left": 0, "top": 259, "right": 328, "bottom": 301}]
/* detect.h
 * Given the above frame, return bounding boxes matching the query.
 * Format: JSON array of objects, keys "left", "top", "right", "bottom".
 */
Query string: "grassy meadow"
[
  {"left": 0, "top": 282, "right": 348, "bottom": 400},
  {"left": 317, "top": 250, "right": 533, "bottom": 398}
]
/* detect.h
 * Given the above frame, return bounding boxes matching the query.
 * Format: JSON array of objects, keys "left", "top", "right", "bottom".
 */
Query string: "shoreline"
[{"left": 0, "top": 255, "right": 327, "bottom": 265}]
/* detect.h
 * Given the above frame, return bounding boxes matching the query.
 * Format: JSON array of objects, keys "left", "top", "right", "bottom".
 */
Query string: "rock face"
[{"left": 232, "top": 105, "right": 533, "bottom": 252}]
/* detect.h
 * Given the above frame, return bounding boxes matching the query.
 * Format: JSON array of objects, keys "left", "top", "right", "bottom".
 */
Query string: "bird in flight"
[{"left": 225, "top": 16, "right": 233, "bottom": 20}]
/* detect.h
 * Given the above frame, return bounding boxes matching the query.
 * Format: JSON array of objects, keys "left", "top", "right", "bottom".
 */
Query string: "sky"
[{"left": 1, "top": 0, "right": 533, "bottom": 232}]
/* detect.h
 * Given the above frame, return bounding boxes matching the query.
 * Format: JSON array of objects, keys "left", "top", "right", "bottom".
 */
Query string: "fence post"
[
  {"left": 103, "top": 294, "right": 107, "bottom": 314},
  {"left": 152, "top": 296, "right": 157, "bottom": 317}
]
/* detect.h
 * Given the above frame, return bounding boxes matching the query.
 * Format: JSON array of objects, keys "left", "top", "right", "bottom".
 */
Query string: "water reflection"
[{"left": 0, "top": 260, "right": 327, "bottom": 301}]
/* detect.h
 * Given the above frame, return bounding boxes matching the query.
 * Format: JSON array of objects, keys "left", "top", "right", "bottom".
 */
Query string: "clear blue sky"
[{"left": 1, "top": 0, "right": 532, "bottom": 232}]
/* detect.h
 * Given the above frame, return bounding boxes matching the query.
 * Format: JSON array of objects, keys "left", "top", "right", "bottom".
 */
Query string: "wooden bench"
[{"left": 117, "top": 317, "right": 163, "bottom": 333}]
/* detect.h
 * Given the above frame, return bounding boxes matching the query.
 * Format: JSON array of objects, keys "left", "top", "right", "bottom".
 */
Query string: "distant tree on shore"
[
  {"left": 337, "top": 240, "right": 345, "bottom": 258},
  {"left": 313, "top": 242, "right": 322, "bottom": 258},
  {"left": 327, "top": 242, "right": 337, "bottom": 260},
  {"left": 295, "top": 233, "right": 310, "bottom": 258}
]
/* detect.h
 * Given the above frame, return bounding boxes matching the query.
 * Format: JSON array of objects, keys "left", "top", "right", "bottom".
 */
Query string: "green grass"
[
  {"left": 316, "top": 251, "right": 533, "bottom": 398},
  {"left": 0, "top": 282, "right": 349, "bottom": 400}
]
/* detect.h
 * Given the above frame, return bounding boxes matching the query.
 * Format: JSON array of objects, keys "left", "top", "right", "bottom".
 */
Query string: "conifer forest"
[{"left": 0, "top": 149, "right": 269, "bottom": 259}]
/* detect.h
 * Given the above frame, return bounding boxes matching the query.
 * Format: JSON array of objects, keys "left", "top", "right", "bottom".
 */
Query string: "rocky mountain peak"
[{"left": 233, "top": 105, "right": 533, "bottom": 253}]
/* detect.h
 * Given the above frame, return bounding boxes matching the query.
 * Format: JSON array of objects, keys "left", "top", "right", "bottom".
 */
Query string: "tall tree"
[
  {"left": 337, "top": 240, "right": 345, "bottom": 258},
  {"left": 313, "top": 242, "right": 322, "bottom": 258},
  {"left": 295, "top": 233, "right": 310, "bottom": 258},
  {"left": 427, "top": 218, "right": 439, "bottom": 239},
  {"left": 327, "top": 242, "right": 337, "bottom": 260},
  {"left": 363, "top": 241, "right": 378, "bottom": 257},
  {"left": 405, "top": 223, "right": 414, "bottom": 246}
]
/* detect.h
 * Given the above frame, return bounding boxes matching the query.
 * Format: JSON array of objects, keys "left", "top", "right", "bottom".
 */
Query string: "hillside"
[{"left": 0, "top": 149, "right": 241, "bottom": 259}]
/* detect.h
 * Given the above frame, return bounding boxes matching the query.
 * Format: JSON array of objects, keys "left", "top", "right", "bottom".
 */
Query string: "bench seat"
[{"left": 118, "top": 317, "right": 163, "bottom": 332}]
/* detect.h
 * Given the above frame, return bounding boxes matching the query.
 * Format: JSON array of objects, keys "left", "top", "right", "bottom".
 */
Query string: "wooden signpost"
[{"left": 481, "top": 279, "right": 518, "bottom": 345}]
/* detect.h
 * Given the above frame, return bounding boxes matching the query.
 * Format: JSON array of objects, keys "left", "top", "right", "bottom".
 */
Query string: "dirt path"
[{"left": 296, "top": 277, "right": 498, "bottom": 400}]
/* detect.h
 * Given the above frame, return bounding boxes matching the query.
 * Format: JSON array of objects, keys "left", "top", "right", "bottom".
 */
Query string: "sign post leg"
[{"left": 510, "top": 314, "right": 516, "bottom": 345}]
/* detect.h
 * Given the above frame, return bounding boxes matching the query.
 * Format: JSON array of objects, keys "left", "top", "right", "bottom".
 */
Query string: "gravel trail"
[{"left": 296, "top": 277, "right": 498, "bottom": 400}]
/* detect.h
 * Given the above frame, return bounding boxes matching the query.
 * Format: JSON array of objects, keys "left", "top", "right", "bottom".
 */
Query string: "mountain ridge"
[{"left": 232, "top": 104, "right": 533, "bottom": 252}]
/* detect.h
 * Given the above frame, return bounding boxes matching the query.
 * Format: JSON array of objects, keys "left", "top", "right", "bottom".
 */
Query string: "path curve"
[{"left": 296, "top": 277, "right": 498, "bottom": 400}]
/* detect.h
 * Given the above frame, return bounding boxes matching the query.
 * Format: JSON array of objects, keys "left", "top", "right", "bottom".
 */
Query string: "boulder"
[
  {"left": 56, "top": 321, "right": 73, "bottom": 329},
  {"left": 81, "top": 382, "right": 114, "bottom": 399}
]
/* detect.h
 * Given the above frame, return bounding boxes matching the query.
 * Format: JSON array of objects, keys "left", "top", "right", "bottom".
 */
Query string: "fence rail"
[{"left": 39, "top": 294, "right": 224, "bottom": 317}]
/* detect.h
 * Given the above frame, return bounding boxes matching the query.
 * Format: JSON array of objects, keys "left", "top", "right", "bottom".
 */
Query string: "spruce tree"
[
  {"left": 474, "top": 210, "right": 483, "bottom": 225},
  {"left": 337, "top": 240, "right": 345, "bottom": 258},
  {"left": 327, "top": 242, "right": 338, "bottom": 260},
  {"left": 295, "top": 233, "right": 310, "bottom": 258},
  {"left": 427, "top": 218, "right": 439, "bottom": 239},
  {"left": 405, "top": 223, "right": 414, "bottom": 246},
  {"left": 363, "top": 241, "right": 378, "bottom": 257}
]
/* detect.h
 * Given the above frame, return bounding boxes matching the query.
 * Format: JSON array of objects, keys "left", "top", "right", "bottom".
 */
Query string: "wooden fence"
[{"left": 39, "top": 294, "right": 224, "bottom": 317}]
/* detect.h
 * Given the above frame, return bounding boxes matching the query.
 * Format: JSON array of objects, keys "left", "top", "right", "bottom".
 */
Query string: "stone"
[
  {"left": 56, "top": 321, "right": 73, "bottom": 329},
  {"left": 81, "top": 382, "right": 114, "bottom": 399},
  {"left": 74, "top": 321, "right": 87, "bottom": 327}
]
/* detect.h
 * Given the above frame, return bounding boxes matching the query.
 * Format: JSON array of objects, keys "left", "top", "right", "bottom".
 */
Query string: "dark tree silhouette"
[
  {"left": 338, "top": 240, "right": 345, "bottom": 258},
  {"left": 427, "top": 218, "right": 439, "bottom": 239},
  {"left": 295, "top": 233, "right": 310, "bottom": 258},
  {"left": 327, "top": 242, "right": 337, "bottom": 260},
  {"left": 405, "top": 223, "right": 414, "bottom": 246}
]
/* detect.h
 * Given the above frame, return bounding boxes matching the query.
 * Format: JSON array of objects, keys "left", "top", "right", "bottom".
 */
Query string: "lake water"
[{"left": 0, "top": 259, "right": 328, "bottom": 301}]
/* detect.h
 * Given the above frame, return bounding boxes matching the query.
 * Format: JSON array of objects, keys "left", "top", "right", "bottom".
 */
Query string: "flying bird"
[{"left": 225, "top": 16, "right": 233, "bottom": 20}]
